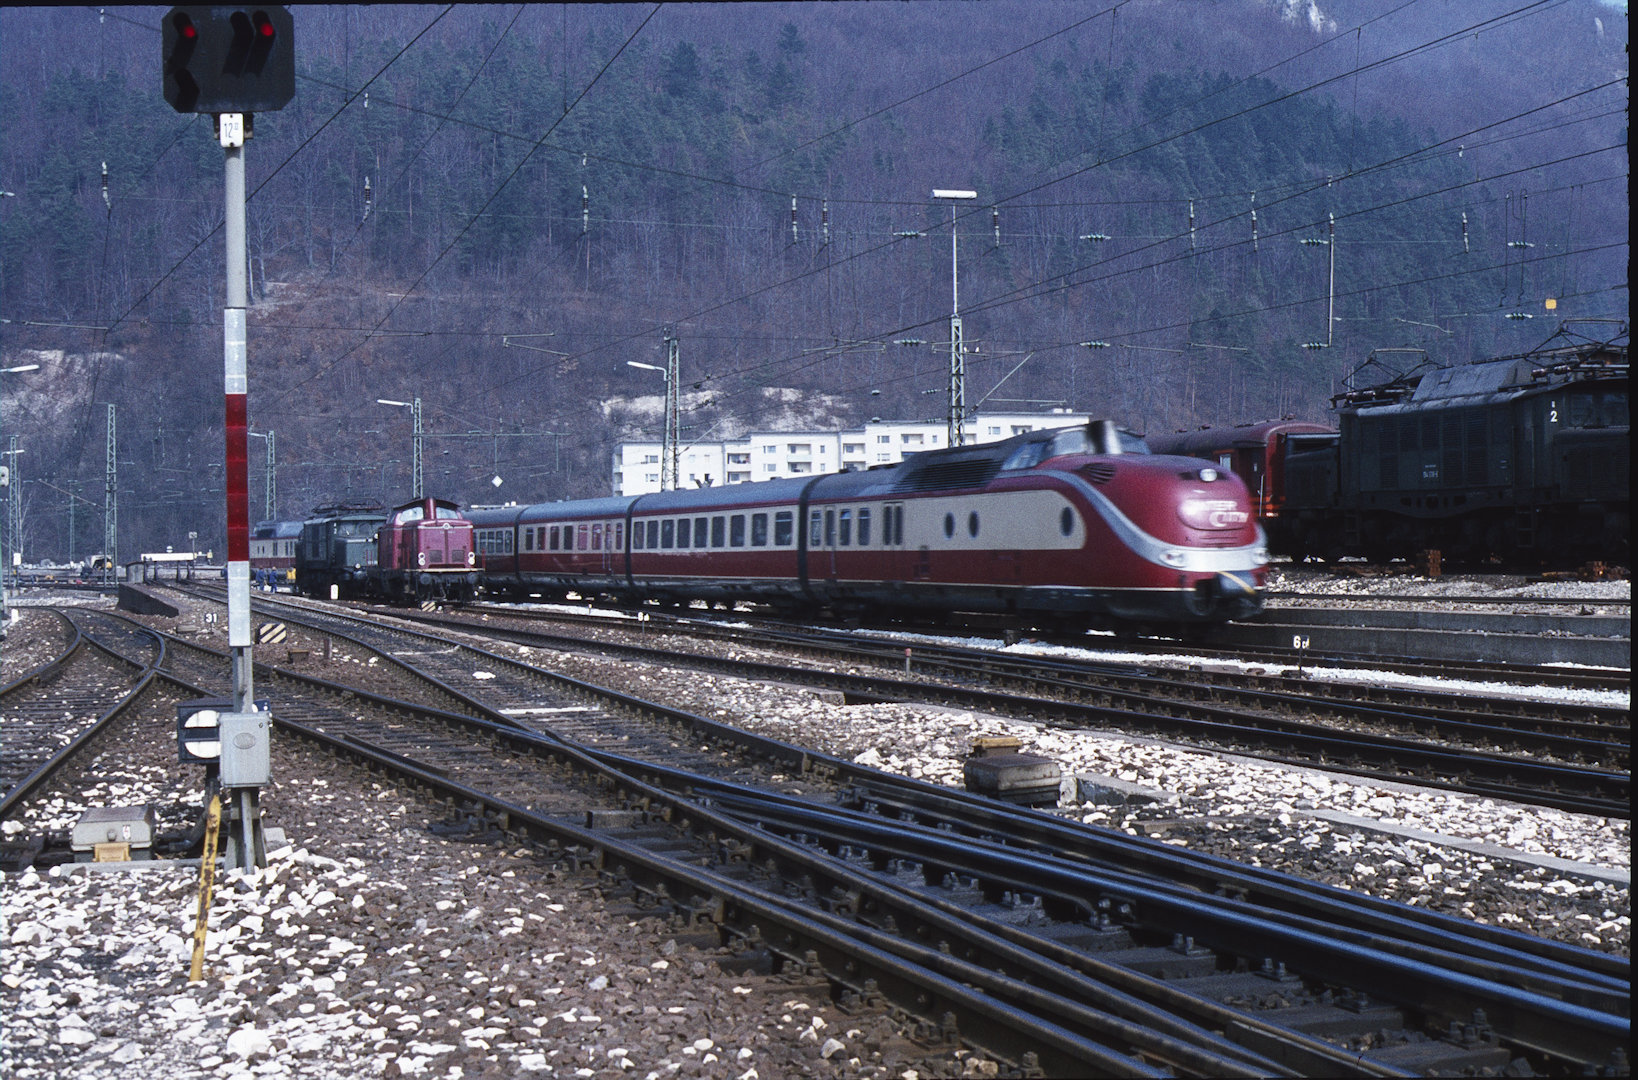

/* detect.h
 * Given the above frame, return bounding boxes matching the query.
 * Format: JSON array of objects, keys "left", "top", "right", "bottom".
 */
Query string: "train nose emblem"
[{"left": 1180, "top": 498, "right": 1250, "bottom": 529}]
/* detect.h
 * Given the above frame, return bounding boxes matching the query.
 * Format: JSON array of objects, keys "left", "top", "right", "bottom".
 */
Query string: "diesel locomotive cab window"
[
  {"left": 750, "top": 514, "right": 768, "bottom": 547},
  {"left": 943, "top": 513, "right": 955, "bottom": 539},
  {"left": 968, "top": 512, "right": 980, "bottom": 538},
  {"left": 711, "top": 516, "right": 726, "bottom": 548},
  {"left": 1060, "top": 508, "right": 1074, "bottom": 536},
  {"left": 857, "top": 508, "right": 871, "bottom": 546},
  {"left": 730, "top": 515, "right": 746, "bottom": 547}
]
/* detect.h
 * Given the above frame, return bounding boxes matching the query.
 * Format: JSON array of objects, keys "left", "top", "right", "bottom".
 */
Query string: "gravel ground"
[{"left": 1, "top": 581, "right": 1629, "bottom": 1079}]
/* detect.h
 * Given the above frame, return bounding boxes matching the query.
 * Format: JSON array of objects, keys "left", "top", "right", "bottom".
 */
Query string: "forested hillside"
[{"left": 0, "top": 2, "right": 1626, "bottom": 559}]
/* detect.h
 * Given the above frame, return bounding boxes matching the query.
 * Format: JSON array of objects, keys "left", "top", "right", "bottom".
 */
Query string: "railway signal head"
[{"left": 162, "top": 6, "right": 294, "bottom": 115}]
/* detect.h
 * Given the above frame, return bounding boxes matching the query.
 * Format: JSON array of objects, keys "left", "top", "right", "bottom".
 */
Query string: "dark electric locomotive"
[
  {"left": 1152, "top": 325, "right": 1629, "bottom": 566},
  {"left": 295, "top": 504, "right": 386, "bottom": 598},
  {"left": 1283, "top": 327, "right": 1628, "bottom": 564},
  {"left": 472, "top": 420, "right": 1267, "bottom": 626}
]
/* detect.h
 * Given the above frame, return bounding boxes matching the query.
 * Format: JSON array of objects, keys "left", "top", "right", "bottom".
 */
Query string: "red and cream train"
[{"left": 466, "top": 420, "right": 1267, "bottom": 626}]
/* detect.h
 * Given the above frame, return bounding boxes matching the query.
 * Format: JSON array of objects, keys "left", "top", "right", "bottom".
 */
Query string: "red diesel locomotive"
[
  {"left": 470, "top": 420, "right": 1266, "bottom": 626},
  {"left": 374, "top": 496, "right": 480, "bottom": 603}
]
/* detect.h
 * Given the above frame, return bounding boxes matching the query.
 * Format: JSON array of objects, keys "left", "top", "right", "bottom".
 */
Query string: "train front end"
[{"left": 1038, "top": 422, "right": 1267, "bottom": 623}]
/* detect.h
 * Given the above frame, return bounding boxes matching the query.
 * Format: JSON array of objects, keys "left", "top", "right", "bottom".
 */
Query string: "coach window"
[
  {"left": 548, "top": 526, "right": 560, "bottom": 551},
  {"left": 839, "top": 509, "right": 852, "bottom": 546},
  {"left": 693, "top": 517, "right": 709, "bottom": 548},
  {"left": 730, "top": 514, "right": 746, "bottom": 547},
  {"left": 675, "top": 518, "right": 690, "bottom": 548},
  {"left": 856, "top": 508, "right": 871, "bottom": 546},
  {"left": 536, "top": 527, "right": 546, "bottom": 549},
  {"left": 968, "top": 511, "right": 980, "bottom": 538},
  {"left": 592, "top": 524, "right": 604, "bottom": 551},
  {"left": 576, "top": 525, "right": 588, "bottom": 551},
  {"left": 750, "top": 513, "right": 768, "bottom": 547},
  {"left": 661, "top": 520, "right": 675, "bottom": 549},
  {"left": 646, "top": 520, "right": 659, "bottom": 549},
  {"left": 943, "top": 512, "right": 955, "bottom": 539},
  {"left": 632, "top": 523, "right": 645, "bottom": 550},
  {"left": 809, "top": 511, "right": 822, "bottom": 546},
  {"left": 613, "top": 523, "right": 623, "bottom": 551},
  {"left": 824, "top": 509, "right": 836, "bottom": 547},
  {"left": 1060, "top": 508, "right": 1074, "bottom": 536},
  {"left": 775, "top": 511, "right": 794, "bottom": 547},
  {"left": 522, "top": 529, "right": 533, "bottom": 553},
  {"left": 711, "top": 516, "right": 726, "bottom": 547}
]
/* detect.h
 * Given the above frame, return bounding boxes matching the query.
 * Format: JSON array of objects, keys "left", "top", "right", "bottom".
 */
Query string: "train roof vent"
[
  {"left": 894, "top": 457, "right": 1004, "bottom": 492},
  {"left": 1081, "top": 462, "right": 1116, "bottom": 485}
]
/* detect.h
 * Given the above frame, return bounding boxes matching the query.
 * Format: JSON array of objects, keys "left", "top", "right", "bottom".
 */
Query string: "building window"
[
  {"left": 765, "top": 463, "right": 778, "bottom": 473},
  {"left": 877, "top": 435, "right": 891, "bottom": 444},
  {"left": 902, "top": 433, "right": 924, "bottom": 445}
]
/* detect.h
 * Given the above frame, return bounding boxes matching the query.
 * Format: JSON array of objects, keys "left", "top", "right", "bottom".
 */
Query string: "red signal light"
[{"left": 255, "top": 11, "right": 274, "bottom": 37}]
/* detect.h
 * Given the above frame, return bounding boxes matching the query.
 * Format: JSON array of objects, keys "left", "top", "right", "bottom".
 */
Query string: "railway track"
[
  {"left": 77, "top": 595, "right": 1630, "bottom": 1076},
  {"left": 0, "top": 609, "right": 166, "bottom": 821},
  {"left": 301, "top": 596, "right": 1629, "bottom": 817}
]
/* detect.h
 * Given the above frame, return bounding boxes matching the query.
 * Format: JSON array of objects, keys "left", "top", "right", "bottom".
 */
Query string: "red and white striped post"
[{"left": 222, "top": 112, "right": 253, "bottom": 713}]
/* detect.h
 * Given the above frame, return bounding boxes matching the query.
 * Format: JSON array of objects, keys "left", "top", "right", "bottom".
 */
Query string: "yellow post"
[{"left": 189, "top": 794, "right": 223, "bottom": 982}]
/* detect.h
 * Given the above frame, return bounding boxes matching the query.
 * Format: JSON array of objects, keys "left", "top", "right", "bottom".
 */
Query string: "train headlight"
[
  {"left": 1198, "top": 467, "right": 1219, "bottom": 482},
  {"left": 1161, "top": 549, "right": 1188, "bottom": 567},
  {"left": 417, "top": 551, "right": 427, "bottom": 567},
  {"left": 467, "top": 551, "right": 476, "bottom": 566}
]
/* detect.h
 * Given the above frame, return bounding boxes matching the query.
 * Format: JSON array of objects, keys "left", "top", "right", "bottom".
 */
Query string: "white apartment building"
[{"left": 612, "top": 411, "right": 1090, "bottom": 496}]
